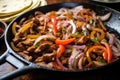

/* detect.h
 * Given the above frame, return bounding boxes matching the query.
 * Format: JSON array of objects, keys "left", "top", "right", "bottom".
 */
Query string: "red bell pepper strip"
[
  {"left": 86, "top": 45, "right": 108, "bottom": 62},
  {"left": 101, "top": 41, "right": 112, "bottom": 63},
  {"left": 57, "top": 45, "right": 65, "bottom": 58},
  {"left": 55, "top": 38, "right": 75, "bottom": 45},
  {"left": 51, "top": 16, "right": 57, "bottom": 36}
]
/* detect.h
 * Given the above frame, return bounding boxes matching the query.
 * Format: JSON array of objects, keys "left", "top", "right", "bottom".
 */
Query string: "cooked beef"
[
  {"left": 34, "top": 41, "right": 53, "bottom": 53},
  {"left": 23, "top": 51, "right": 29, "bottom": 54},
  {"left": 35, "top": 56, "right": 43, "bottom": 62},
  {"left": 16, "top": 42, "right": 25, "bottom": 51},
  {"left": 18, "top": 52, "right": 32, "bottom": 61},
  {"left": 22, "top": 38, "right": 35, "bottom": 46},
  {"left": 42, "top": 51, "right": 56, "bottom": 62},
  {"left": 47, "top": 44, "right": 57, "bottom": 52},
  {"left": 27, "top": 46, "right": 36, "bottom": 52},
  {"left": 36, "top": 62, "right": 53, "bottom": 68},
  {"left": 13, "top": 36, "right": 21, "bottom": 44},
  {"left": 35, "top": 11, "right": 44, "bottom": 16},
  {"left": 61, "top": 58, "right": 68, "bottom": 66},
  {"left": 35, "top": 50, "right": 56, "bottom": 63},
  {"left": 13, "top": 33, "right": 27, "bottom": 44}
]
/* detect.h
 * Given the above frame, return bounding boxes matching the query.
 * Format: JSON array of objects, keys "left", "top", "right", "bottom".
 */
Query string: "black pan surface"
[{"left": 1, "top": 2, "right": 120, "bottom": 80}]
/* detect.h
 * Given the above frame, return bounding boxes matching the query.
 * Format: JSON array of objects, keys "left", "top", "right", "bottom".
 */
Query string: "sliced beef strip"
[
  {"left": 34, "top": 41, "right": 53, "bottom": 53},
  {"left": 18, "top": 52, "right": 32, "bottom": 61},
  {"left": 35, "top": 50, "right": 57, "bottom": 63},
  {"left": 16, "top": 38, "right": 35, "bottom": 51},
  {"left": 27, "top": 45, "right": 36, "bottom": 52},
  {"left": 47, "top": 44, "right": 58, "bottom": 52},
  {"left": 36, "top": 62, "right": 54, "bottom": 68},
  {"left": 22, "top": 38, "right": 35, "bottom": 46},
  {"left": 16, "top": 42, "right": 26, "bottom": 51}
]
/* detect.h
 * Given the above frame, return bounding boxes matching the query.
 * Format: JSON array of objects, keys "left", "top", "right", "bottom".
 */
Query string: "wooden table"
[
  {"left": 46, "top": 0, "right": 89, "bottom": 4},
  {"left": 0, "top": 0, "right": 120, "bottom": 80}
]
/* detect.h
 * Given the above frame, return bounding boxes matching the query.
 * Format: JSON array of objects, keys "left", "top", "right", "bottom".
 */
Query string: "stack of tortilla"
[{"left": 0, "top": 0, "right": 47, "bottom": 22}]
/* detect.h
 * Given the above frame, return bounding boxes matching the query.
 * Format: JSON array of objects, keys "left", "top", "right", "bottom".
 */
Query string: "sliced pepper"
[
  {"left": 57, "top": 45, "right": 65, "bottom": 58},
  {"left": 101, "top": 41, "right": 112, "bottom": 63},
  {"left": 86, "top": 45, "right": 108, "bottom": 62},
  {"left": 19, "top": 21, "right": 33, "bottom": 33},
  {"left": 12, "top": 22, "right": 17, "bottom": 35},
  {"left": 55, "top": 38, "right": 75, "bottom": 45},
  {"left": 90, "top": 28, "right": 105, "bottom": 41}
]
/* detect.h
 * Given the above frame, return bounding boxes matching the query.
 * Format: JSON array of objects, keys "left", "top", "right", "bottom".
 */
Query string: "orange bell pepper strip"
[
  {"left": 12, "top": 22, "right": 17, "bottom": 35},
  {"left": 86, "top": 45, "right": 108, "bottom": 62},
  {"left": 55, "top": 38, "right": 75, "bottom": 45},
  {"left": 51, "top": 16, "right": 57, "bottom": 36},
  {"left": 101, "top": 41, "right": 112, "bottom": 63},
  {"left": 57, "top": 45, "right": 65, "bottom": 58}
]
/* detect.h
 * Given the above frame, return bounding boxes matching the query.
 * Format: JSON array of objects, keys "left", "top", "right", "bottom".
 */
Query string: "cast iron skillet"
[{"left": 0, "top": 2, "right": 120, "bottom": 80}]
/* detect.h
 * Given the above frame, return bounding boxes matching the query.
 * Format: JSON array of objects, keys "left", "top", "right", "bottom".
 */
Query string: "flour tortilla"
[
  {"left": 0, "top": 0, "right": 47, "bottom": 22},
  {"left": 0, "top": 0, "right": 32, "bottom": 16},
  {"left": 40, "top": 0, "right": 47, "bottom": 6}
]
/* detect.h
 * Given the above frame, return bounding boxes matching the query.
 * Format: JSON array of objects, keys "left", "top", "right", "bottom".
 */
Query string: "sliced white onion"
[
  {"left": 106, "top": 32, "right": 115, "bottom": 46},
  {"left": 33, "top": 35, "right": 56, "bottom": 45},
  {"left": 69, "top": 20, "right": 76, "bottom": 34},
  {"left": 73, "top": 6, "right": 84, "bottom": 11},
  {"left": 112, "top": 46, "right": 119, "bottom": 53},
  {"left": 98, "top": 12, "right": 111, "bottom": 21},
  {"left": 115, "top": 38, "right": 120, "bottom": 48},
  {"left": 115, "top": 38, "right": 120, "bottom": 45},
  {"left": 113, "top": 52, "right": 120, "bottom": 57}
]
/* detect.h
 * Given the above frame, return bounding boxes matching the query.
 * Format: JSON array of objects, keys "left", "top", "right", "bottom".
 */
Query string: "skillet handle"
[
  {"left": 0, "top": 50, "right": 37, "bottom": 80},
  {"left": 0, "top": 50, "right": 8, "bottom": 64}
]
